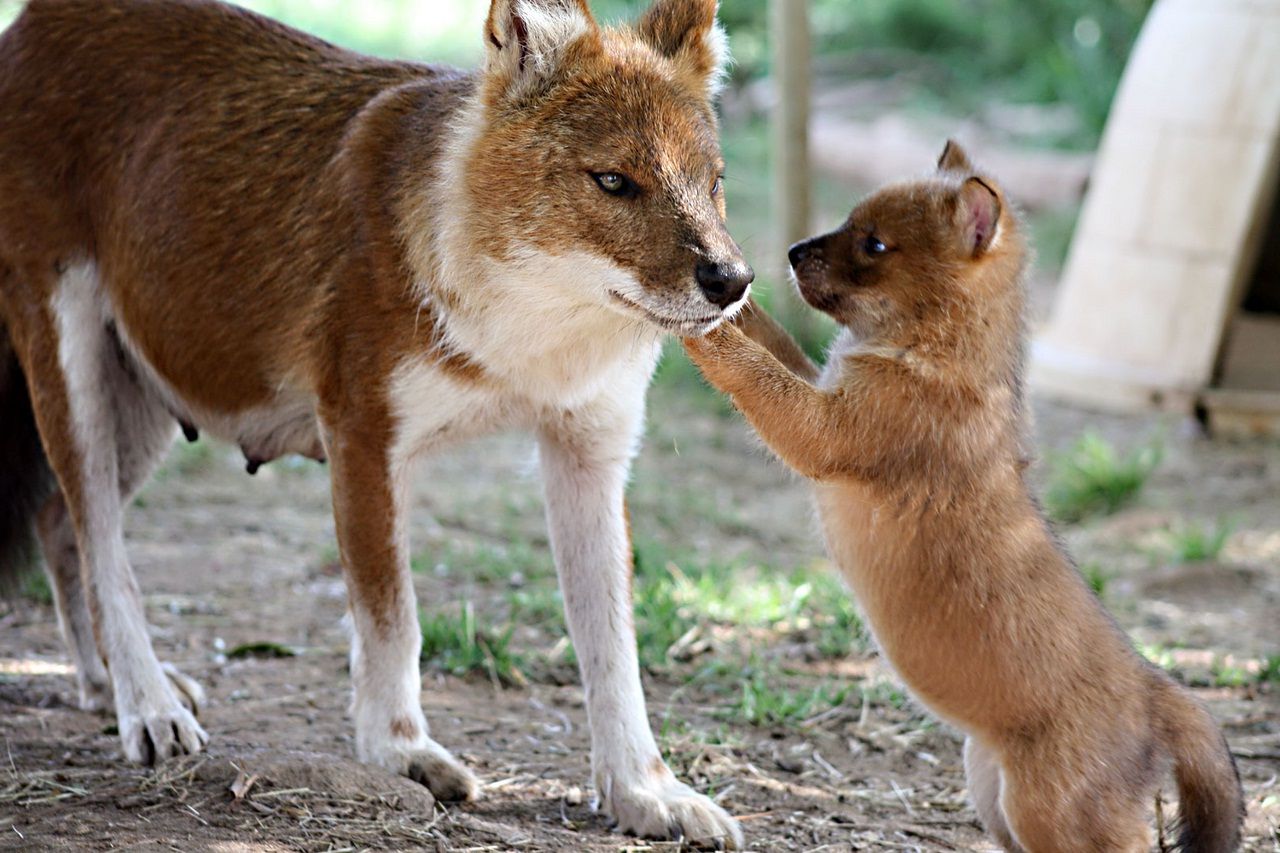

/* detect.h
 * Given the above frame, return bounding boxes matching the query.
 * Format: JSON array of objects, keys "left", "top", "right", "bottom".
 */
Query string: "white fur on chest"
[
  {"left": 387, "top": 331, "right": 661, "bottom": 468},
  {"left": 433, "top": 246, "right": 664, "bottom": 408}
]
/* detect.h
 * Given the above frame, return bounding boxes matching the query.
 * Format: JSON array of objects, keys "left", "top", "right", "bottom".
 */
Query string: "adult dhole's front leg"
[
  {"left": 538, "top": 393, "right": 743, "bottom": 849},
  {"left": 325, "top": 421, "right": 478, "bottom": 802}
]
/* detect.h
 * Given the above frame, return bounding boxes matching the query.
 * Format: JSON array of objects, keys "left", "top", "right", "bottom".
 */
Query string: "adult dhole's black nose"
[
  {"left": 696, "top": 261, "right": 754, "bottom": 308},
  {"left": 789, "top": 237, "right": 820, "bottom": 269}
]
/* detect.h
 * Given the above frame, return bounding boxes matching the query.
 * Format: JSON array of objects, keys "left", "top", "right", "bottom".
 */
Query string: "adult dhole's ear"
[
  {"left": 956, "top": 177, "right": 1002, "bottom": 256},
  {"left": 639, "top": 0, "right": 729, "bottom": 100},
  {"left": 937, "top": 139, "right": 974, "bottom": 173},
  {"left": 484, "top": 0, "right": 600, "bottom": 94}
]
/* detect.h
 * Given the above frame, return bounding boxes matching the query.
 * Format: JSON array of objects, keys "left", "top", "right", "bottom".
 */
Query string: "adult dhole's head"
[{"left": 456, "top": 0, "right": 752, "bottom": 336}]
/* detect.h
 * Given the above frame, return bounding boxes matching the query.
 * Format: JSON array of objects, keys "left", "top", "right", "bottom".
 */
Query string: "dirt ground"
[{"left": 1, "top": 368, "right": 1278, "bottom": 851}]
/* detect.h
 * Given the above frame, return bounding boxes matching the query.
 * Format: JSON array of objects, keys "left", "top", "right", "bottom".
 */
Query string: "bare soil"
[{"left": 1, "top": 384, "right": 1278, "bottom": 851}]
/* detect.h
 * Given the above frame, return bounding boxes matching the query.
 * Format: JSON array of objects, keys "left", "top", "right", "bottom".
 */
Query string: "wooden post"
[{"left": 769, "top": 0, "right": 813, "bottom": 340}]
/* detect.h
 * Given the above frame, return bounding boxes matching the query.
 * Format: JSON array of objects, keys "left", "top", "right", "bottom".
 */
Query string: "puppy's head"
[{"left": 788, "top": 141, "right": 1018, "bottom": 341}]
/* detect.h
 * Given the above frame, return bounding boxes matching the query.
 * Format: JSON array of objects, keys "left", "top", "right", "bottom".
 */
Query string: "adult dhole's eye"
[
  {"left": 593, "top": 172, "right": 633, "bottom": 197},
  {"left": 711, "top": 175, "right": 724, "bottom": 196},
  {"left": 863, "top": 235, "right": 887, "bottom": 255}
]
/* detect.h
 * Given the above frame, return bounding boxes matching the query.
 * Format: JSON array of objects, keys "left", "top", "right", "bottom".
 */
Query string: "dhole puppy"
[
  {"left": 684, "top": 143, "right": 1243, "bottom": 851},
  {"left": 0, "top": 0, "right": 751, "bottom": 844}
]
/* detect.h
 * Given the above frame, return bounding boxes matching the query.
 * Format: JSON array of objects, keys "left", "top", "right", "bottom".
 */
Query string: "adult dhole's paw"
[
  {"left": 599, "top": 770, "right": 743, "bottom": 849},
  {"left": 117, "top": 685, "right": 209, "bottom": 765},
  {"left": 369, "top": 736, "right": 479, "bottom": 803}
]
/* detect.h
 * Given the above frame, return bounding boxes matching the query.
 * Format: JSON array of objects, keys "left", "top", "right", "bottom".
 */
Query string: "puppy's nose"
[
  {"left": 696, "top": 261, "right": 754, "bottom": 308},
  {"left": 788, "top": 238, "right": 819, "bottom": 269}
]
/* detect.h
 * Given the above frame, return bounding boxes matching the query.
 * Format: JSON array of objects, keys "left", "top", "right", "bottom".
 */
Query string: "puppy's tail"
[
  {"left": 0, "top": 313, "right": 55, "bottom": 593},
  {"left": 1156, "top": 676, "right": 1244, "bottom": 852}
]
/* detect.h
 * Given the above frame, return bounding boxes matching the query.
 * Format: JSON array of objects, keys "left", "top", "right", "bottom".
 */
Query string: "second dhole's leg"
[
  {"left": 538, "top": 391, "right": 743, "bottom": 848},
  {"left": 35, "top": 493, "right": 112, "bottom": 712},
  {"left": 17, "top": 263, "right": 206, "bottom": 763},
  {"left": 963, "top": 737, "right": 1023, "bottom": 852},
  {"left": 325, "top": 422, "right": 478, "bottom": 802},
  {"left": 34, "top": 335, "right": 194, "bottom": 715}
]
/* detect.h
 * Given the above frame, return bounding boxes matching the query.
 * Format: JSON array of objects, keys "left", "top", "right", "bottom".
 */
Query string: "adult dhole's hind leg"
[
  {"left": 33, "top": 341, "right": 200, "bottom": 717},
  {"left": 963, "top": 737, "right": 1023, "bottom": 852},
  {"left": 34, "top": 493, "right": 111, "bottom": 711},
  {"left": 13, "top": 263, "right": 205, "bottom": 763}
]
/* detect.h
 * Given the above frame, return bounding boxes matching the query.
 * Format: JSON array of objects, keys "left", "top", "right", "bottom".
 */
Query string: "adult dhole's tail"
[
  {"left": 0, "top": 312, "right": 55, "bottom": 590},
  {"left": 1157, "top": 678, "right": 1245, "bottom": 852}
]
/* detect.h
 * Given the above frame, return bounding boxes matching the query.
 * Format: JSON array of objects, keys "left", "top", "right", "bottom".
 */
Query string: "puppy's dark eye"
[
  {"left": 593, "top": 172, "right": 634, "bottom": 197},
  {"left": 711, "top": 175, "right": 724, "bottom": 196},
  {"left": 863, "top": 236, "right": 888, "bottom": 255}
]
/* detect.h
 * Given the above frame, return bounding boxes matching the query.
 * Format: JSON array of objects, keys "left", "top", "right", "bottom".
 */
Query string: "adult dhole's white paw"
[
  {"left": 364, "top": 733, "right": 479, "bottom": 803},
  {"left": 116, "top": 675, "right": 209, "bottom": 765},
  {"left": 599, "top": 767, "right": 743, "bottom": 849}
]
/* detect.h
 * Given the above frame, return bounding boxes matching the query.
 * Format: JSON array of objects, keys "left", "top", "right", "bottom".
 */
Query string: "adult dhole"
[{"left": 0, "top": 0, "right": 750, "bottom": 845}]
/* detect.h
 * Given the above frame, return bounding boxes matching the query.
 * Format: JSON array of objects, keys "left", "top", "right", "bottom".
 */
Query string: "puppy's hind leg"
[
  {"left": 1001, "top": 748, "right": 1153, "bottom": 853},
  {"left": 963, "top": 737, "right": 1022, "bottom": 852}
]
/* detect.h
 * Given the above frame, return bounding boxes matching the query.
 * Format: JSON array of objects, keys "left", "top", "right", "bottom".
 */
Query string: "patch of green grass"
[
  {"left": 631, "top": 540, "right": 863, "bottom": 670},
  {"left": 1162, "top": 519, "right": 1234, "bottom": 564},
  {"left": 724, "top": 668, "right": 854, "bottom": 727},
  {"left": 420, "top": 601, "right": 527, "bottom": 687},
  {"left": 1256, "top": 655, "right": 1280, "bottom": 686},
  {"left": 1211, "top": 658, "right": 1251, "bottom": 689},
  {"left": 1044, "top": 432, "right": 1161, "bottom": 524},
  {"left": 1080, "top": 561, "right": 1110, "bottom": 597}
]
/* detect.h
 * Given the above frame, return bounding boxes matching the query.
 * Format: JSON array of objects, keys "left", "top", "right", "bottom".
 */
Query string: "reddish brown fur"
[
  {"left": 0, "top": 3, "right": 746, "bottom": 829},
  {"left": 685, "top": 144, "right": 1244, "bottom": 852}
]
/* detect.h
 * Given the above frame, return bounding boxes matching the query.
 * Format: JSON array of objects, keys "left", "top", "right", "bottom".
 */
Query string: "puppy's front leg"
[
  {"left": 729, "top": 299, "right": 820, "bottom": 382},
  {"left": 538, "top": 390, "right": 742, "bottom": 849},
  {"left": 685, "top": 324, "right": 853, "bottom": 480},
  {"left": 325, "top": 420, "right": 478, "bottom": 803}
]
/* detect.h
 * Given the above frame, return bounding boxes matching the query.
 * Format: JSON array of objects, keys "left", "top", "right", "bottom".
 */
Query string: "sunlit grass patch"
[
  {"left": 631, "top": 540, "right": 865, "bottom": 670},
  {"left": 420, "top": 601, "right": 527, "bottom": 687},
  {"left": 1045, "top": 432, "right": 1161, "bottom": 523}
]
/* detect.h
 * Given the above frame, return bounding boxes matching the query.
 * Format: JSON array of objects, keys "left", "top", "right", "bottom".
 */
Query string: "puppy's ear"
[
  {"left": 956, "top": 177, "right": 1002, "bottom": 256},
  {"left": 937, "top": 139, "right": 974, "bottom": 173},
  {"left": 484, "top": 0, "right": 600, "bottom": 96},
  {"left": 639, "top": 0, "right": 729, "bottom": 100}
]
